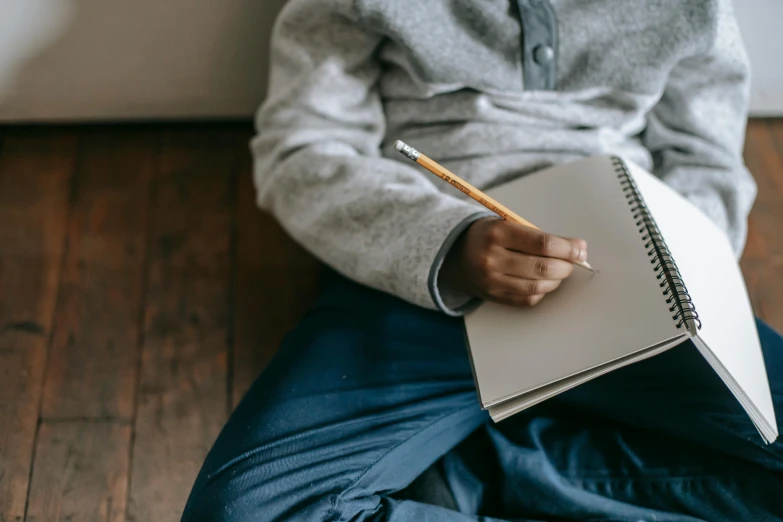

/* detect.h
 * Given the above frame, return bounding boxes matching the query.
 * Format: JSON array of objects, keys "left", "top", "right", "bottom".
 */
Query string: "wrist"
[
  {"left": 439, "top": 218, "right": 478, "bottom": 296},
  {"left": 428, "top": 211, "right": 495, "bottom": 315}
]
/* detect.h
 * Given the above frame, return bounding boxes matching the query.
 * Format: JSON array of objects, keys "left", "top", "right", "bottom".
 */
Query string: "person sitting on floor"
[{"left": 182, "top": 1, "right": 783, "bottom": 520}]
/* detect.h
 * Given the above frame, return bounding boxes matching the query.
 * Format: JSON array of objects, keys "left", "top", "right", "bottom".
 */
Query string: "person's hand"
[{"left": 439, "top": 217, "right": 588, "bottom": 307}]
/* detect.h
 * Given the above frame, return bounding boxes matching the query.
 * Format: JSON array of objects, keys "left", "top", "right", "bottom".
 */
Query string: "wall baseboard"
[
  {"left": 750, "top": 89, "right": 783, "bottom": 117},
  {"left": 0, "top": 0, "right": 780, "bottom": 122}
]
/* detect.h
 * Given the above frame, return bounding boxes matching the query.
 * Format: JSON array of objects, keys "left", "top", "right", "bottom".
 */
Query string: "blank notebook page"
[
  {"left": 627, "top": 159, "right": 777, "bottom": 435},
  {"left": 464, "top": 156, "right": 680, "bottom": 407}
]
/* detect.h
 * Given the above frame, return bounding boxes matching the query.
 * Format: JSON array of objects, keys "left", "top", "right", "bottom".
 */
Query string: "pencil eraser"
[{"left": 394, "top": 140, "right": 405, "bottom": 151}]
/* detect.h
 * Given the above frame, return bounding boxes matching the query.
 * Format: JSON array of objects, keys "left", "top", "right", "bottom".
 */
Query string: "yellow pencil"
[{"left": 394, "top": 140, "right": 594, "bottom": 272}]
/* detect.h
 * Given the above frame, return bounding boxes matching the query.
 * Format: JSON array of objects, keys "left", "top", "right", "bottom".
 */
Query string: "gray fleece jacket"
[{"left": 251, "top": 0, "right": 756, "bottom": 315}]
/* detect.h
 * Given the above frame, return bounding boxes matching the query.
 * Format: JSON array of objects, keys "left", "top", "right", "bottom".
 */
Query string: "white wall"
[
  {"left": 733, "top": 0, "right": 783, "bottom": 116},
  {"left": 0, "top": 0, "right": 287, "bottom": 122},
  {"left": 0, "top": 0, "right": 781, "bottom": 122}
]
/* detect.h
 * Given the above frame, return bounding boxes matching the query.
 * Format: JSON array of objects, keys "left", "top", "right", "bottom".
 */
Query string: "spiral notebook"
[{"left": 463, "top": 155, "right": 778, "bottom": 444}]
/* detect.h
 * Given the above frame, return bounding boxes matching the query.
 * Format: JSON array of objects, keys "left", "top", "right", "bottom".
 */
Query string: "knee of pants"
[
  {"left": 180, "top": 473, "right": 384, "bottom": 522},
  {"left": 180, "top": 475, "right": 324, "bottom": 522},
  {"left": 180, "top": 445, "right": 383, "bottom": 522}
]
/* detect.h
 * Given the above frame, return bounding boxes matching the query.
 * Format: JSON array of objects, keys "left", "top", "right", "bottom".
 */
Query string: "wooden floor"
[{"left": 0, "top": 120, "right": 782, "bottom": 521}]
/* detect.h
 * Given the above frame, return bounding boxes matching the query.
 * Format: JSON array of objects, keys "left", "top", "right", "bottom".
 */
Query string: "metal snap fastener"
[{"left": 533, "top": 44, "right": 554, "bottom": 65}]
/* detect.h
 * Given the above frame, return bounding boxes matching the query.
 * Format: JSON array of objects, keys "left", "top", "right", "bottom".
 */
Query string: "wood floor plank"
[
  {"left": 231, "top": 138, "right": 321, "bottom": 407},
  {"left": 127, "top": 128, "right": 234, "bottom": 522},
  {"left": 742, "top": 122, "right": 771, "bottom": 262},
  {"left": 1, "top": 119, "right": 779, "bottom": 520},
  {"left": 763, "top": 119, "right": 783, "bottom": 198},
  {"left": 766, "top": 118, "right": 783, "bottom": 258},
  {"left": 0, "top": 131, "right": 76, "bottom": 522},
  {"left": 742, "top": 120, "right": 783, "bottom": 328},
  {"left": 742, "top": 259, "right": 783, "bottom": 334},
  {"left": 25, "top": 421, "right": 131, "bottom": 522},
  {"left": 41, "top": 128, "right": 154, "bottom": 420},
  {"left": 754, "top": 119, "right": 783, "bottom": 329},
  {"left": 742, "top": 120, "right": 783, "bottom": 260}
]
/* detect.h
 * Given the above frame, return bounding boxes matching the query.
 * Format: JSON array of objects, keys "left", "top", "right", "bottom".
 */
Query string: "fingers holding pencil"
[
  {"left": 393, "top": 139, "right": 594, "bottom": 273},
  {"left": 439, "top": 217, "right": 586, "bottom": 308}
]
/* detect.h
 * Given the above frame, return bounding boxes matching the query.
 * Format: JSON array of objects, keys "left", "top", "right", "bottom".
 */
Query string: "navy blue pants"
[{"left": 182, "top": 270, "right": 783, "bottom": 521}]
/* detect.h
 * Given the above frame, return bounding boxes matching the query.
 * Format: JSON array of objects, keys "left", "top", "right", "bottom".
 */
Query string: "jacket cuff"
[{"left": 427, "top": 210, "right": 494, "bottom": 316}]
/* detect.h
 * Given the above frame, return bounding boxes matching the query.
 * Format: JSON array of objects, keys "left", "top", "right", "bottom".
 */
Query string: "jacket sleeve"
[
  {"left": 641, "top": 0, "right": 757, "bottom": 257},
  {"left": 251, "top": 0, "right": 489, "bottom": 314}
]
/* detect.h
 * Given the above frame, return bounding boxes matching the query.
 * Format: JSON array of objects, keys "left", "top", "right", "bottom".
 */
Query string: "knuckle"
[
  {"left": 478, "top": 252, "right": 495, "bottom": 273},
  {"left": 488, "top": 284, "right": 510, "bottom": 300},
  {"left": 533, "top": 258, "right": 550, "bottom": 277},
  {"left": 536, "top": 233, "right": 554, "bottom": 256},
  {"left": 526, "top": 279, "right": 542, "bottom": 295},
  {"left": 487, "top": 222, "right": 504, "bottom": 243}
]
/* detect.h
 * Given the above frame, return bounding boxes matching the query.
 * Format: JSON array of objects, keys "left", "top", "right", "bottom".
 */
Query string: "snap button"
[{"left": 533, "top": 44, "right": 554, "bottom": 65}]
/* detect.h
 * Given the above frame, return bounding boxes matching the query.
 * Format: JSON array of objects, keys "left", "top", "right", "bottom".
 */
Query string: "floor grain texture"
[{"left": 0, "top": 120, "right": 781, "bottom": 521}]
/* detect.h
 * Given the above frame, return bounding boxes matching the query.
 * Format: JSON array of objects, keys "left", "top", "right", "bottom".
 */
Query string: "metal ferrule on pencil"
[{"left": 394, "top": 140, "right": 420, "bottom": 161}]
